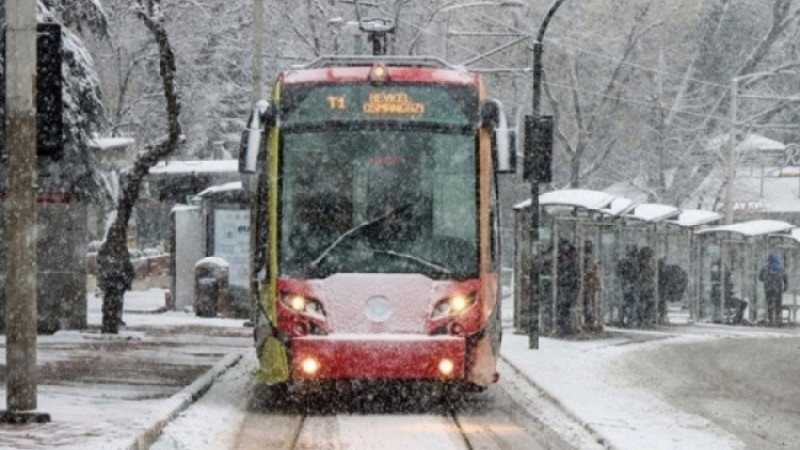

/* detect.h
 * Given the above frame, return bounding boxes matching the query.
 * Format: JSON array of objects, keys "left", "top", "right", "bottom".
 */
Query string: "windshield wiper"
[
  {"left": 306, "top": 203, "right": 412, "bottom": 273},
  {"left": 374, "top": 249, "right": 452, "bottom": 275}
]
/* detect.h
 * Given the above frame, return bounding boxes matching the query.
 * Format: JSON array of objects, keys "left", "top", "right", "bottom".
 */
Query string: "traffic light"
[
  {"left": 36, "top": 23, "right": 64, "bottom": 160},
  {"left": 0, "top": 23, "right": 64, "bottom": 160},
  {"left": 523, "top": 115, "right": 553, "bottom": 183}
]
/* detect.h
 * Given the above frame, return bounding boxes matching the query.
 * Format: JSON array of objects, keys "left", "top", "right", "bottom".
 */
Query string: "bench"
[{"left": 781, "top": 304, "right": 800, "bottom": 323}]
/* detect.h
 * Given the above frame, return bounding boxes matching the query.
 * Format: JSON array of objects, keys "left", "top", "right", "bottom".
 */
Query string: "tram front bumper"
[{"left": 290, "top": 334, "right": 466, "bottom": 380}]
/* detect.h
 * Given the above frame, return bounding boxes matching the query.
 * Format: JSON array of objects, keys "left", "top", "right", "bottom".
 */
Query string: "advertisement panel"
[{"left": 213, "top": 209, "right": 250, "bottom": 287}]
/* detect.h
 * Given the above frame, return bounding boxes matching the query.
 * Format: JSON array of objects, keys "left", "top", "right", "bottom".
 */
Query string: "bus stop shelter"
[
  {"left": 669, "top": 209, "right": 724, "bottom": 322},
  {"left": 694, "top": 220, "right": 795, "bottom": 324},
  {"left": 613, "top": 203, "right": 681, "bottom": 326},
  {"left": 513, "top": 189, "right": 618, "bottom": 335}
]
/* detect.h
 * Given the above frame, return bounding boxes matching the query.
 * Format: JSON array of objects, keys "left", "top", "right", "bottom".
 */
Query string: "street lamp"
[{"left": 527, "top": 0, "right": 567, "bottom": 349}]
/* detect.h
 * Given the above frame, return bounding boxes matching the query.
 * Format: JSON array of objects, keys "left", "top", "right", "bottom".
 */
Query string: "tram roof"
[
  {"left": 280, "top": 62, "right": 478, "bottom": 86},
  {"left": 695, "top": 219, "right": 795, "bottom": 237}
]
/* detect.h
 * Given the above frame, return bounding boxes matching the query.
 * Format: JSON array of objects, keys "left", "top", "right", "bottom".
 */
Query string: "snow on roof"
[
  {"left": 627, "top": 203, "right": 681, "bottom": 222},
  {"left": 688, "top": 167, "right": 800, "bottom": 213},
  {"left": 197, "top": 181, "right": 243, "bottom": 197},
  {"left": 89, "top": 137, "right": 135, "bottom": 150},
  {"left": 696, "top": 219, "right": 795, "bottom": 237},
  {"left": 171, "top": 204, "right": 200, "bottom": 213},
  {"left": 539, "top": 189, "right": 615, "bottom": 210},
  {"left": 512, "top": 189, "right": 614, "bottom": 211},
  {"left": 195, "top": 257, "right": 230, "bottom": 268},
  {"left": 600, "top": 197, "right": 636, "bottom": 216},
  {"left": 672, "top": 209, "right": 723, "bottom": 227},
  {"left": 149, "top": 160, "right": 239, "bottom": 175},
  {"left": 706, "top": 133, "right": 785, "bottom": 153}
]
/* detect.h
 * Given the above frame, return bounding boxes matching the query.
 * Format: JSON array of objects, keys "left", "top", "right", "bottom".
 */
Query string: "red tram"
[{"left": 239, "top": 56, "right": 513, "bottom": 398}]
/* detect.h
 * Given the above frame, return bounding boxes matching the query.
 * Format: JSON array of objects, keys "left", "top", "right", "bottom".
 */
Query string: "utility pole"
[
  {"left": 528, "top": 0, "right": 567, "bottom": 349},
  {"left": 2, "top": 0, "right": 49, "bottom": 423},
  {"left": 724, "top": 78, "right": 738, "bottom": 224},
  {"left": 251, "top": 0, "right": 264, "bottom": 105}
]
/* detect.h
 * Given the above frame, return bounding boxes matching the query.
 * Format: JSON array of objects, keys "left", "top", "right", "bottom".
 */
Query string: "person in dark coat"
[
  {"left": 637, "top": 247, "right": 656, "bottom": 327},
  {"left": 711, "top": 263, "right": 747, "bottom": 325},
  {"left": 582, "top": 241, "right": 601, "bottom": 330},
  {"left": 657, "top": 260, "right": 688, "bottom": 324},
  {"left": 759, "top": 253, "right": 787, "bottom": 326},
  {"left": 616, "top": 245, "right": 639, "bottom": 327},
  {"left": 556, "top": 239, "right": 579, "bottom": 335}
]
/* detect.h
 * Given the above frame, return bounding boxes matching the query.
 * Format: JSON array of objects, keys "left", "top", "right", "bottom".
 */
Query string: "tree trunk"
[{"left": 99, "top": 0, "right": 181, "bottom": 333}]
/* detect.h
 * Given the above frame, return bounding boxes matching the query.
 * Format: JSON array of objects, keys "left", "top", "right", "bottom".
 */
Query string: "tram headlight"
[
  {"left": 279, "top": 293, "right": 326, "bottom": 317},
  {"left": 300, "top": 356, "right": 320, "bottom": 376},
  {"left": 432, "top": 292, "right": 478, "bottom": 320},
  {"left": 288, "top": 295, "right": 306, "bottom": 311}
]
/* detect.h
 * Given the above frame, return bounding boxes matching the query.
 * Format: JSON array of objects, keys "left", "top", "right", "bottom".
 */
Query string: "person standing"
[
  {"left": 616, "top": 245, "right": 639, "bottom": 327},
  {"left": 637, "top": 247, "right": 656, "bottom": 327},
  {"left": 556, "top": 239, "right": 579, "bottom": 335},
  {"left": 582, "top": 241, "right": 601, "bottom": 330},
  {"left": 759, "top": 253, "right": 788, "bottom": 326}
]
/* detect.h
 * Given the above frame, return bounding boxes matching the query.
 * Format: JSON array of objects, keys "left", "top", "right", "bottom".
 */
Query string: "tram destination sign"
[{"left": 282, "top": 84, "right": 477, "bottom": 127}]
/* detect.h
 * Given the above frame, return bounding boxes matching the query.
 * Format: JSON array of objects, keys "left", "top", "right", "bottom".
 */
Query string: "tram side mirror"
[
  {"left": 495, "top": 126, "right": 514, "bottom": 173},
  {"left": 481, "top": 99, "right": 516, "bottom": 174},
  {"left": 239, "top": 100, "right": 274, "bottom": 174}
]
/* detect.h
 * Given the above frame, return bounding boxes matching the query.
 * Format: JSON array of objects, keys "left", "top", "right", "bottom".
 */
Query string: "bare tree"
[
  {"left": 544, "top": 4, "right": 659, "bottom": 188},
  {"left": 97, "top": 0, "right": 181, "bottom": 334}
]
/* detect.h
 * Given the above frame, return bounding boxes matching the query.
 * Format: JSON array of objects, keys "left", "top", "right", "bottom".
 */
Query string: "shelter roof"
[
  {"left": 149, "top": 160, "right": 239, "bottom": 175},
  {"left": 672, "top": 209, "right": 723, "bottom": 227},
  {"left": 627, "top": 203, "right": 681, "bottom": 222},
  {"left": 89, "top": 137, "right": 135, "bottom": 150},
  {"left": 600, "top": 197, "right": 636, "bottom": 216},
  {"left": 539, "top": 189, "right": 615, "bottom": 210},
  {"left": 171, "top": 204, "right": 200, "bottom": 213},
  {"left": 196, "top": 181, "right": 243, "bottom": 197},
  {"left": 696, "top": 219, "right": 794, "bottom": 237}
]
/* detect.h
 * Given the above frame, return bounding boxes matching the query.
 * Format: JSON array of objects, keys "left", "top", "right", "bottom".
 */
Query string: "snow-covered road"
[{"left": 154, "top": 354, "right": 605, "bottom": 450}]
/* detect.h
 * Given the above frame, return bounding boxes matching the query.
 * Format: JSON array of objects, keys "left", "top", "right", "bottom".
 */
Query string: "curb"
[
  {"left": 499, "top": 353, "right": 617, "bottom": 450},
  {"left": 124, "top": 351, "right": 244, "bottom": 450}
]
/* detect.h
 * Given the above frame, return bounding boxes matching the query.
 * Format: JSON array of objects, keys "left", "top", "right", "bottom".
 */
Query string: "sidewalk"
[
  {"left": 499, "top": 297, "right": 800, "bottom": 450},
  {"left": 0, "top": 289, "right": 251, "bottom": 450}
]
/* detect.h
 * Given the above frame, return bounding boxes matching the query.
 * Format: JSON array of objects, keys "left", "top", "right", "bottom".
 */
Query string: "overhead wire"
[{"left": 397, "top": 14, "right": 735, "bottom": 124}]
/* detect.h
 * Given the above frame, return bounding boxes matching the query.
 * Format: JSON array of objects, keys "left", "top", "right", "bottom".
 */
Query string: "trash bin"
[{"left": 194, "top": 257, "right": 229, "bottom": 317}]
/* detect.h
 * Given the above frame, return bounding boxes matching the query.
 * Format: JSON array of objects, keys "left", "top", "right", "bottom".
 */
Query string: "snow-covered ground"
[{"left": 2, "top": 289, "right": 799, "bottom": 449}]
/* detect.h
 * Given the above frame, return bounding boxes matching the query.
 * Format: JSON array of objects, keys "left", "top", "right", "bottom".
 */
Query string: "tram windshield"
[{"left": 279, "top": 128, "right": 478, "bottom": 279}]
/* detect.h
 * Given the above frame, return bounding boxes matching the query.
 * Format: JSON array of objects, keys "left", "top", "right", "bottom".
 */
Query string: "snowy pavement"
[{"left": 1, "top": 289, "right": 799, "bottom": 449}]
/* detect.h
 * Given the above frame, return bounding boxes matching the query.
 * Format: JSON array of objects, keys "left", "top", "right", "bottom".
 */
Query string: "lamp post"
[{"left": 528, "top": 0, "right": 567, "bottom": 349}]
